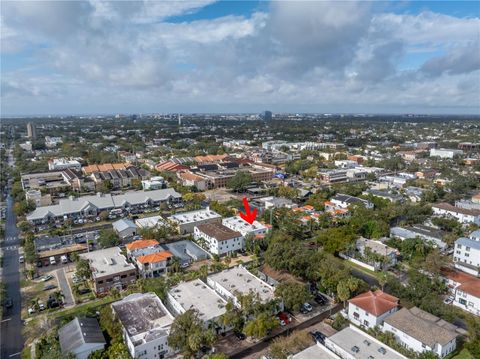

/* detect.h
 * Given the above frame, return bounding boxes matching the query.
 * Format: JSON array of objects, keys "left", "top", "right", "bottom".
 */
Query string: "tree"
[
  {"left": 226, "top": 171, "right": 253, "bottom": 192},
  {"left": 76, "top": 258, "right": 92, "bottom": 280},
  {"left": 424, "top": 248, "right": 447, "bottom": 275},
  {"left": 98, "top": 229, "right": 120, "bottom": 248},
  {"left": 274, "top": 281, "right": 311, "bottom": 312},
  {"left": 168, "top": 309, "right": 216, "bottom": 358},
  {"left": 244, "top": 312, "right": 279, "bottom": 338}
]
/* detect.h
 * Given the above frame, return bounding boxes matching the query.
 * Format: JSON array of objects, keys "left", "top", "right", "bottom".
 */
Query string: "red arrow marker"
[{"left": 239, "top": 197, "right": 257, "bottom": 224}]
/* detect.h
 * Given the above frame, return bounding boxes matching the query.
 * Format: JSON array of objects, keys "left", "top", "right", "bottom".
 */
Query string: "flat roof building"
[
  {"left": 325, "top": 325, "right": 407, "bottom": 359},
  {"left": 112, "top": 293, "right": 175, "bottom": 359},
  {"left": 168, "top": 208, "right": 222, "bottom": 234},
  {"left": 222, "top": 216, "right": 270, "bottom": 237}
]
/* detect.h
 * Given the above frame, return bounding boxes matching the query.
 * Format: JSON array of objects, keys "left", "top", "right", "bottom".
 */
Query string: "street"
[{"left": 1, "top": 194, "right": 25, "bottom": 358}]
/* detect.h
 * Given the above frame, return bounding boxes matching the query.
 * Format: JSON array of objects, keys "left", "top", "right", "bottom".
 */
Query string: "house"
[
  {"left": 58, "top": 317, "right": 106, "bottom": 359},
  {"left": 318, "top": 169, "right": 348, "bottom": 184},
  {"left": 355, "top": 238, "right": 398, "bottom": 270},
  {"left": 25, "top": 189, "right": 52, "bottom": 207},
  {"left": 162, "top": 240, "right": 210, "bottom": 266},
  {"left": 79, "top": 247, "right": 137, "bottom": 295},
  {"left": 167, "top": 279, "right": 228, "bottom": 332},
  {"left": 432, "top": 203, "right": 480, "bottom": 225},
  {"left": 177, "top": 171, "right": 207, "bottom": 191},
  {"left": 441, "top": 268, "right": 480, "bottom": 316},
  {"left": 112, "top": 219, "right": 137, "bottom": 240},
  {"left": 363, "top": 189, "right": 403, "bottom": 203},
  {"left": 126, "top": 239, "right": 161, "bottom": 259},
  {"left": 383, "top": 307, "right": 458, "bottom": 358},
  {"left": 325, "top": 325, "right": 407, "bottom": 359},
  {"left": 135, "top": 251, "right": 173, "bottom": 278},
  {"left": 256, "top": 196, "right": 297, "bottom": 209},
  {"left": 194, "top": 222, "right": 243, "bottom": 256},
  {"left": 347, "top": 290, "right": 399, "bottom": 330},
  {"left": 453, "top": 230, "right": 480, "bottom": 276},
  {"left": 390, "top": 225, "right": 447, "bottom": 249},
  {"left": 206, "top": 266, "right": 283, "bottom": 312},
  {"left": 112, "top": 293, "right": 175, "bottom": 359},
  {"left": 222, "top": 216, "right": 270, "bottom": 238},
  {"left": 329, "top": 194, "right": 374, "bottom": 209},
  {"left": 168, "top": 208, "right": 222, "bottom": 234}
]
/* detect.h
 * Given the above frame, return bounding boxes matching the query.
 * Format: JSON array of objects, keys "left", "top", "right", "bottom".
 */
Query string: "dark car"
[
  {"left": 234, "top": 332, "right": 246, "bottom": 341},
  {"left": 78, "top": 288, "right": 91, "bottom": 295},
  {"left": 36, "top": 261, "right": 43, "bottom": 268},
  {"left": 309, "top": 331, "right": 326, "bottom": 344},
  {"left": 43, "top": 284, "right": 57, "bottom": 291},
  {"left": 314, "top": 294, "right": 327, "bottom": 305},
  {"left": 3, "top": 298, "right": 13, "bottom": 309}
]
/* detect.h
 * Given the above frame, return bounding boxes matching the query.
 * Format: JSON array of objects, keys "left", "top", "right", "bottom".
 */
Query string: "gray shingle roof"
[
  {"left": 58, "top": 317, "right": 105, "bottom": 355},
  {"left": 456, "top": 237, "right": 480, "bottom": 250}
]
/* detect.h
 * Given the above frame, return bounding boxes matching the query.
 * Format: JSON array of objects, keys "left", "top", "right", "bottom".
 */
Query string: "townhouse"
[
  {"left": 80, "top": 247, "right": 137, "bottom": 295},
  {"left": 222, "top": 216, "right": 270, "bottom": 238},
  {"left": 442, "top": 268, "right": 480, "bottom": 316},
  {"left": 383, "top": 307, "right": 458, "bottom": 358},
  {"left": 194, "top": 222, "right": 244, "bottom": 256},
  {"left": 347, "top": 290, "right": 399, "bottom": 330},
  {"left": 26, "top": 188, "right": 181, "bottom": 225},
  {"left": 112, "top": 293, "right": 175, "bottom": 359},
  {"left": 134, "top": 251, "right": 173, "bottom": 278},
  {"left": 454, "top": 230, "right": 480, "bottom": 276}
]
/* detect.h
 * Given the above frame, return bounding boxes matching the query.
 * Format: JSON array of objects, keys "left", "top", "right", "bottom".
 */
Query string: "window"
[
  {"left": 106, "top": 278, "right": 113, "bottom": 283},
  {"left": 121, "top": 274, "right": 127, "bottom": 279},
  {"left": 364, "top": 320, "right": 369, "bottom": 326},
  {"left": 466, "top": 247, "right": 471, "bottom": 251}
]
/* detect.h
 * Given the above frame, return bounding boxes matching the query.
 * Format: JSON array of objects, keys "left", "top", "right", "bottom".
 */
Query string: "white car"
[
  {"left": 38, "top": 302, "right": 45, "bottom": 311},
  {"left": 443, "top": 296, "right": 454, "bottom": 305},
  {"left": 303, "top": 302, "right": 313, "bottom": 312},
  {"left": 28, "top": 307, "right": 35, "bottom": 315},
  {"left": 19, "top": 256, "right": 25, "bottom": 264}
]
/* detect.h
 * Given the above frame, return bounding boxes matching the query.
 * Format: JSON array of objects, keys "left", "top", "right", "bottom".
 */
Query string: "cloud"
[{"left": 1, "top": 1, "right": 479, "bottom": 115}]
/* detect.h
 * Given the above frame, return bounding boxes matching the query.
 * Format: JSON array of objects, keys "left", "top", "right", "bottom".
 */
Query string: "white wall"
[{"left": 348, "top": 303, "right": 397, "bottom": 329}]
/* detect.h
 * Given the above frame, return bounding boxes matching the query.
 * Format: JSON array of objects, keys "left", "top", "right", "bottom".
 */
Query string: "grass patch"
[
  {"left": 452, "top": 348, "right": 473, "bottom": 359},
  {"left": 21, "top": 345, "right": 31, "bottom": 359},
  {"left": 345, "top": 260, "right": 384, "bottom": 281},
  {"left": 51, "top": 296, "right": 115, "bottom": 321}
]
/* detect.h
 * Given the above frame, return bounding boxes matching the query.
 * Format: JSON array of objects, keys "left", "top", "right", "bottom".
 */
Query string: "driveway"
[{"left": 55, "top": 268, "right": 75, "bottom": 307}]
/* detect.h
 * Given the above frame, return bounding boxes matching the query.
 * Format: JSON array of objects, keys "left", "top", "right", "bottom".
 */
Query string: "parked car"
[
  {"left": 60, "top": 255, "right": 68, "bottom": 264},
  {"left": 49, "top": 256, "right": 56, "bottom": 265},
  {"left": 314, "top": 293, "right": 327, "bottom": 305},
  {"left": 277, "top": 312, "right": 291, "bottom": 326},
  {"left": 3, "top": 298, "right": 13, "bottom": 309},
  {"left": 38, "top": 302, "right": 46, "bottom": 311},
  {"left": 36, "top": 260, "right": 43, "bottom": 268},
  {"left": 443, "top": 296, "right": 454, "bottom": 305},
  {"left": 303, "top": 302, "right": 313, "bottom": 312},
  {"left": 78, "top": 288, "right": 91, "bottom": 295},
  {"left": 28, "top": 307, "right": 35, "bottom": 315},
  {"left": 44, "top": 284, "right": 57, "bottom": 291},
  {"left": 234, "top": 332, "right": 246, "bottom": 341},
  {"left": 40, "top": 274, "right": 54, "bottom": 282},
  {"left": 181, "top": 262, "right": 190, "bottom": 269},
  {"left": 18, "top": 256, "right": 24, "bottom": 264},
  {"left": 309, "top": 331, "right": 326, "bottom": 344}
]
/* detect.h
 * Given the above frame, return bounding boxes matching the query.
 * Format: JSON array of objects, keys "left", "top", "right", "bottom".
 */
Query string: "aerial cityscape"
[{"left": 0, "top": 1, "right": 479, "bottom": 359}]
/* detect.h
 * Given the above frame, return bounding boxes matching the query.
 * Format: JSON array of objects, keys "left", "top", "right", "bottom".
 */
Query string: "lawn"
[
  {"left": 345, "top": 260, "right": 385, "bottom": 281},
  {"left": 51, "top": 296, "right": 115, "bottom": 321}
]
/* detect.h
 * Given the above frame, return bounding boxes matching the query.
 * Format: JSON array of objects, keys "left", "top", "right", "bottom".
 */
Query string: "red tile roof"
[
  {"left": 137, "top": 251, "right": 173, "bottom": 264},
  {"left": 349, "top": 290, "right": 399, "bottom": 316},
  {"left": 126, "top": 239, "right": 159, "bottom": 251},
  {"left": 442, "top": 267, "right": 480, "bottom": 298}
]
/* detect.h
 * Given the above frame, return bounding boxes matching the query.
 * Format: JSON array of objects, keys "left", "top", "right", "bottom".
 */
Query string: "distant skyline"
[{"left": 1, "top": 1, "right": 479, "bottom": 116}]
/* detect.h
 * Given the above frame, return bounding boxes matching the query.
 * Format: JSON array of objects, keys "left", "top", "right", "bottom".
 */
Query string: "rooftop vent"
[
  {"left": 351, "top": 346, "right": 360, "bottom": 353},
  {"left": 378, "top": 347, "right": 386, "bottom": 355}
]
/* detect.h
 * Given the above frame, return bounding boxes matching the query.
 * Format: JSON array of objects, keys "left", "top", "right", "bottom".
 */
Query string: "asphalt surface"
[
  {"left": 56, "top": 268, "right": 74, "bottom": 307},
  {"left": 1, "top": 194, "right": 25, "bottom": 358}
]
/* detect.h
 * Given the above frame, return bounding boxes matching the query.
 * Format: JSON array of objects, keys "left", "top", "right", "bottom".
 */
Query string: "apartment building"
[
  {"left": 83, "top": 163, "right": 150, "bottom": 189},
  {"left": 168, "top": 208, "right": 222, "bottom": 234},
  {"left": 222, "top": 216, "right": 270, "bottom": 237},
  {"left": 454, "top": 230, "right": 480, "bottom": 276},
  {"left": 432, "top": 203, "right": 480, "bottom": 225},
  {"left": 383, "top": 307, "right": 458, "bottom": 358},
  {"left": 167, "top": 279, "right": 228, "bottom": 331},
  {"left": 430, "top": 148, "right": 463, "bottom": 159},
  {"left": 112, "top": 293, "right": 175, "bottom": 359},
  {"left": 194, "top": 222, "right": 243, "bottom": 256},
  {"left": 80, "top": 247, "right": 137, "bottom": 295},
  {"left": 442, "top": 268, "right": 480, "bottom": 317},
  {"left": 134, "top": 251, "right": 173, "bottom": 278},
  {"left": 48, "top": 158, "right": 82, "bottom": 171}
]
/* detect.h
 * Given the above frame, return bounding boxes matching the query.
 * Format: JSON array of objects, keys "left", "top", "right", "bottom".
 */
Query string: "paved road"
[
  {"left": 1, "top": 194, "right": 25, "bottom": 358},
  {"left": 56, "top": 268, "right": 74, "bottom": 307}
]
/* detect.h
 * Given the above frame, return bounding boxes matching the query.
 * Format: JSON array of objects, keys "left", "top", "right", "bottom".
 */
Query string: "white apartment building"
[
  {"left": 325, "top": 325, "right": 407, "bottom": 359},
  {"left": 142, "top": 176, "right": 166, "bottom": 190},
  {"left": 432, "top": 203, "right": 480, "bottom": 225},
  {"left": 347, "top": 290, "right": 399, "bottom": 330},
  {"left": 167, "top": 279, "right": 228, "bottom": 331},
  {"left": 48, "top": 158, "right": 82, "bottom": 171},
  {"left": 168, "top": 208, "right": 222, "bottom": 234},
  {"left": 383, "top": 307, "right": 458, "bottom": 358},
  {"left": 207, "top": 266, "right": 283, "bottom": 312},
  {"left": 134, "top": 251, "right": 173, "bottom": 278},
  {"left": 330, "top": 194, "right": 374, "bottom": 210},
  {"left": 45, "top": 136, "right": 63, "bottom": 148},
  {"left": 112, "top": 293, "right": 175, "bottom": 359},
  {"left": 194, "top": 222, "right": 243, "bottom": 256},
  {"left": 454, "top": 230, "right": 480, "bottom": 276},
  {"left": 430, "top": 148, "right": 464, "bottom": 159},
  {"left": 222, "top": 216, "right": 270, "bottom": 237}
]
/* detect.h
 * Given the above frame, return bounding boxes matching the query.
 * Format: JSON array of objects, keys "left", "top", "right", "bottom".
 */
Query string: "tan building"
[{"left": 80, "top": 247, "right": 137, "bottom": 295}]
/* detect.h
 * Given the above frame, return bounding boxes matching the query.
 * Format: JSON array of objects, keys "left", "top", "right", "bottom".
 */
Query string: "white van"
[
  {"left": 60, "top": 255, "right": 68, "bottom": 264},
  {"left": 49, "top": 256, "right": 56, "bottom": 265}
]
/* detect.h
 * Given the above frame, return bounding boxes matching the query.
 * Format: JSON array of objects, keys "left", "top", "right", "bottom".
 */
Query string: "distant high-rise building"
[
  {"left": 178, "top": 114, "right": 182, "bottom": 126},
  {"left": 264, "top": 111, "right": 273, "bottom": 121},
  {"left": 27, "top": 122, "right": 37, "bottom": 140}
]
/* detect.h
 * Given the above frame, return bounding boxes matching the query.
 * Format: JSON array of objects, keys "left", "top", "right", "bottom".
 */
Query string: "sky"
[{"left": 1, "top": 0, "right": 479, "bottom": 116}]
